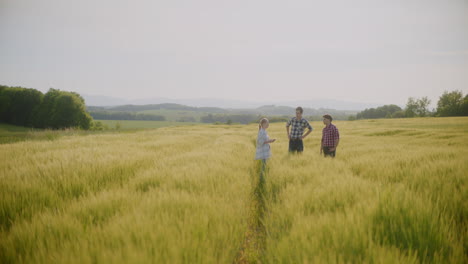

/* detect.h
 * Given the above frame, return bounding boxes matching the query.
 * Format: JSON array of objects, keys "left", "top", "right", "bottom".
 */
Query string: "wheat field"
[{"left": 0, "top": 117, "right": 467, "bottom": 263}]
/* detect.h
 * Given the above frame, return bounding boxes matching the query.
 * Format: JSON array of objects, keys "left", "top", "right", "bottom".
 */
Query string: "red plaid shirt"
[{"left": 322, "top": 123, "right": 339, "bottom": 147}]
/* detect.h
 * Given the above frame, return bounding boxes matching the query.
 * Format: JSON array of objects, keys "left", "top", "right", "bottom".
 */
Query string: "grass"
[
  {"left": 0, "top": 117, "right": 467, "bottom": 263},
  {"left": 0, "top": 123, "right": 33, "bottom": 144},
  {"left": 0, "top": 121, "right": 204, "bottom": 144}
]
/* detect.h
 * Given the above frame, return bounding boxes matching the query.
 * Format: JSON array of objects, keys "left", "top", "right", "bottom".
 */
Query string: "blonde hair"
[{"left": 258, "top": 118, "right": 269, "bottom": 130}]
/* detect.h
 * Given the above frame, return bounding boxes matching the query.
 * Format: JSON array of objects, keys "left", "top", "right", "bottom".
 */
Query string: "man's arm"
[
  {"left": 286, "top": 126, "right": 291, "bottom": 139},
  {"left": 302, "top": 121, "right": 313, "bottom": 139},
  {"left": 330, "top": 138, "right": 339, "bottom": 151},
  {"left": 302, "top": 128, "right": 312, "bottom": 139},
  {"left": 320, "top": 136, "right": 323, "bottom": 154},
  {"left": 330, "top": 127, "right": 340, "bottom": 151}
]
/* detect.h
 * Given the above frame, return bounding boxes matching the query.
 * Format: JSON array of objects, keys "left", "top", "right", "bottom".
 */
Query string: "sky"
[{"left": 1, "top": 0, "right": 467, "bottom": 108}]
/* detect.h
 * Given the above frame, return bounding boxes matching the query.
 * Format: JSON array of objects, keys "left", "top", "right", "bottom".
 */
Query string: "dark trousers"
[
  {"left": 289, "top": 139, "right": 304, "bottom": 152},
  {"left": 322, "top": 147, "right": 336, "bottom": 157}
]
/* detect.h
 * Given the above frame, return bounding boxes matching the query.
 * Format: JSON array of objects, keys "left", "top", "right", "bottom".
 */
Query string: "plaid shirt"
[
  {"left": 322, "top": 123, "right": 339, "bottom": 147},
  {"left": 286, "top": 117, "right": 312, "bottom": 139}
]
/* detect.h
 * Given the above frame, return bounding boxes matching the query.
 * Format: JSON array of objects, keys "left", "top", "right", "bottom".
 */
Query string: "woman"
[{"left": 255, "top": 118, "right": 276, "bottom": 162}]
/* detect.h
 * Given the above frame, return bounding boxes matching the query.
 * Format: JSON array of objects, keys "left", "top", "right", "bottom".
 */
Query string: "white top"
[{"left": 255, "top": 128, "right": 271, "bottom": 160}]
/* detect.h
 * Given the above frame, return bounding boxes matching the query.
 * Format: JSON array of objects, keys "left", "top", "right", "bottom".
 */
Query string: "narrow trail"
[{"left": 234, "top": 161, "right": 268, "bottom": 263}]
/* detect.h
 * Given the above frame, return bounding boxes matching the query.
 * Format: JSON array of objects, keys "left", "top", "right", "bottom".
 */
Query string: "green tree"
[
  {"left": 356, "top": 104, "right": 402, "bottom": 119},
  {"left": 0, "top": 86, "right": 92, "bottom": 129},
  {"left": 462, "top": 95, "right": 468, "bottom": 116},
  {"left": 0, "top": 85, "right": 43, "bottom": 126},
  {"left": 52, "top": 91, "right": 92, "bottom": 129},
  {"left": 436, "top": 90, "right": 465, "bottom": 117},
  {"left": 36, "top": 88, "right": 62, "bottom": 128},
  {"left": 0, "top": 85, "right": 12, "bottom": 122},
  {"left": 37, "top": 88, "right": 92, "bottom": 129},
  {"left": 416, "top": 96, "right": 431, "bottom": 117},
  {"left": 405, "top": 97, "right": 418, "bottom": 117},
  {"left": 391, "top": 111, "right": 406, "bottom": 118},
  {"left": 405, "top": 97, "right": 430, "bottom": 117}
]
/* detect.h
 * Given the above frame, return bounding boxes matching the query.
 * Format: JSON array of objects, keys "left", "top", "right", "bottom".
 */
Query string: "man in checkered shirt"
[
  {"left": 321, "top": 114, "right": 340, "bottom": 157},
  {"left": 286, "top": 106, "right": 313, "bottom": 153}
]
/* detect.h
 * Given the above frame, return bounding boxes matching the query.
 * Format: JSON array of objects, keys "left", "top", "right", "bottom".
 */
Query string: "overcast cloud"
[{"left": 1, "top": 0, "right": 467, "bottom": 107}]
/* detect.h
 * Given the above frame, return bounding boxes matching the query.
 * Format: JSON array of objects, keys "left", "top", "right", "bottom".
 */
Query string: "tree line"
[
  {"left": 0, "top": 85, "right": 92, "bottom": 129},
  {"left": 200, "top": 114, "right": 259, "bottom": 124},
  {"left": 354, "top": 90, "right": 468, "bottom": 120},
  {"left": 89, "top": 111, "right": 166, "bottom": 121},
  {"left": 2, "top": 85, "right": 467, "bottom": 129}
]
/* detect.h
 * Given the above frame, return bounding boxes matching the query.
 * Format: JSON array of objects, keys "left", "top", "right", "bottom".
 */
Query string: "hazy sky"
[{"left": 1, "top": 0, "right": 467, "bottom": 107}]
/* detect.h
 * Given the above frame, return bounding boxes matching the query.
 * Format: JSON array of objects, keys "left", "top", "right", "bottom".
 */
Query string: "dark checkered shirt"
[
  {"left": 286, "top": 117, "right": 313, "bottom": 139},
  {"left": 322, "top": 123, "right": 340, "bottom": 147}
]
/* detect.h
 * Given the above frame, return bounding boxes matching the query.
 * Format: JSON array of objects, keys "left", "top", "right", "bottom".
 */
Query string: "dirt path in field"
[{"left": 234, "top": 161, "right": 268, "bottom": 263}]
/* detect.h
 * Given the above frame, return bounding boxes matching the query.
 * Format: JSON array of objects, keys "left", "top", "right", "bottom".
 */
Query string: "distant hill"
[
  {"left": 83, "top": 94, "right": 380, "bottom": 110},
  {"left": 87, "top": 103, "right": 358, "bottom": 123},
  {"left": 107, "top": 103, "right": 228, "bottom": 114}
]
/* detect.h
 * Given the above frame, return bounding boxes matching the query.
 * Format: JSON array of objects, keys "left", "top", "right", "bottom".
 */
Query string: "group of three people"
[{"left": 255, "top": 107, "right": 340, "bottom": 162}]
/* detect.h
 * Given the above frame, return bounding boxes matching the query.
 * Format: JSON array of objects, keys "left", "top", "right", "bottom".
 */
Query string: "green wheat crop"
[
  {"left": 0, "top": 117, "right": 467, "bottom": 263},
  {"left": 263, "top": 117, "right": 467, "bottom": 263}
]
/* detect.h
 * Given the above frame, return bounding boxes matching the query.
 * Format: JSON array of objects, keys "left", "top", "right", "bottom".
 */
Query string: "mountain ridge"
[
  {"left": 87, "top": 103, "right": 358, "bottom": 118},
  {"left": 83, "top": 94, "right": 384, "bottom": 111}
]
